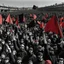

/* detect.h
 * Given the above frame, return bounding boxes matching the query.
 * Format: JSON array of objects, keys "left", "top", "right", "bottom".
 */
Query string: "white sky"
[{"left": 0, "top": 0, "right": 64, "bottom": 7}]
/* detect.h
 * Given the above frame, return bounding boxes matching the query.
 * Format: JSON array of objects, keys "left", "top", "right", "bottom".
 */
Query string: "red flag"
[
  {"left": 15, "top": 17, "right": 18, "bottom": 25},
  {"left": 60, "top": 17, "right": 63, "bottom": 27},
  {"left": 0, "top": 14, "right": 2, "bottom": 24},
  {"left": 12, "top": 17, "right": 15, "bottom": 21},
  {"left": 40, "top": 22, "right": 45, "bottom": 28},
  {"left": 45, "top": 15, "right": 63, "bottom": 38},
  {"left": 33, "top": 14, "right": 37, "bottom": 20},
  {"left": 6, "top": 14, "right": 13, "bottom": 24},
  {"left": 37, "top": 21, "right": 44, "bottom": 28}
]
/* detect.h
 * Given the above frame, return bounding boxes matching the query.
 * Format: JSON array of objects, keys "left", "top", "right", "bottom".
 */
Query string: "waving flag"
[
  {"left": 0, "top": 14, "right": 2, "bottom": 24},
  {"left": 6, "top": 14, "right": 13, "bottom": 24},
  {"left": 45, "top": 15, "right": 63, "bottom": 38}
]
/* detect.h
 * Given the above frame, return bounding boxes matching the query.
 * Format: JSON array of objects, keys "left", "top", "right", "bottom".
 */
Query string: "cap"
[{"left": 45, "top": 60, "right": 52, "bottom": 64}]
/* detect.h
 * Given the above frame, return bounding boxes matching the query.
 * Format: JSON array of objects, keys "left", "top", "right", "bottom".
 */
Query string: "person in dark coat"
[{"left": 36, "top": 52, "right": 45, "bottom": 64}]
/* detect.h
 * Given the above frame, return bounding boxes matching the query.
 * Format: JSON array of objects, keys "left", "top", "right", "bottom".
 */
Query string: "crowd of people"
[{"left": 0, "top": 13, "right": 64, "bottom": 64}]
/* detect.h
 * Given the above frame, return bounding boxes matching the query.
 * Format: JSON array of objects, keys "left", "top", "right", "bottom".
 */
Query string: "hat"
[{"left": 45, "top": 60, "right": 52, "bottom": 64}]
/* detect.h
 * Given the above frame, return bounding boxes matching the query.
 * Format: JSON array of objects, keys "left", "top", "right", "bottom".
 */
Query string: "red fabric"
[
  {"left": 12, "top": 17, "right": 15, "bottom": 21},
  {"left": 45, "top": 15, "right": 63, "bottom": 38},
  {"left": 15, "top": 17, "right": 18, "bottom": 25},
  {"left": 6, "top": 14, "right": 13, "bottom": 24},
  {"left": 40, "top": 22, "right": 44, "bottom": 28},
  {"left": 37, "top": 21, "right": 44, "bottom": 28},
  {"left": 60, "top": 17, "right": 64, "bottom": 27},
  {"left": 0, "top": 14, "right": 2, "bottom": 24},
  {"left": 45, "top": 60, "right": 52, "bottom": 64}
]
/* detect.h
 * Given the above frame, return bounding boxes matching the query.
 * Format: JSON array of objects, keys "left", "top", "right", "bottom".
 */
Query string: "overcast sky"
[{"left": 0, "top": 0, "right": 64, "bottom": 7}]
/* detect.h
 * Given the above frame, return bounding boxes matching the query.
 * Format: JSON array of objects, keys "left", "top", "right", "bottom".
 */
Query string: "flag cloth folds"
[
  {"left": 45, "top": 15, "right": 63, "bottom": 38},
  {"left": 0, "top": 14, "right": 2, "bottom": 24},
  {"left": 6, "top": 14, "right": 13, "bottom": 24}
]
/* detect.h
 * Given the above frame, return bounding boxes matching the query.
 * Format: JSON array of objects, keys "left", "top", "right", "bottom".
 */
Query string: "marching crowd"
[{"left": 0, "top": 13, "right": 64, "bottom": 64}]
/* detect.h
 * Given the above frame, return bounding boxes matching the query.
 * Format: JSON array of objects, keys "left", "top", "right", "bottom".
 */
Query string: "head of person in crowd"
[
  {"left": 2, "top": 40, "right": 5, "bottom": 45},
  {"left": 34, "top": 39, "right": 39, "bottom": 46},
  {"left": 20, "top": 44, "right": 25, "bottom": 51},
  {"left": 23, "top": 34, "right": 26, "bottom": 39},
  {"left": 48, "top": 31, "right": 53, "bottom": 36},
  {"left": 29, "top": 47, "right": 33, "bottom": 55},
  {"left": 12, "top": 49, "right": 17, "bottom": 56},
  {"left": 49, "top": 47, "right": 55, "bottom": 55},
  {"left": 8, "top": 40, "right": 12, "bottom": 45},
  {"left": 0, "top": 38, "right": 2, "bottom": 43},
  {"left": 28, "top": 60, "right": 33, "bottom": 64},
  {"left": 0, "top": 29, "right": 2, "bottom": 35},
  {"left": 60, "top": 38, "right": 64, "bottom": 45},
  {"left": 58, "top": 58, "right": 64, "bottom": 64},
  {"left": 37, "top": 45, "right": 44, "bottom": 52},
  {"left": 47, "top": 39, "right": 51, "bottom": 44},
  {"left": 0, "top": 44, "right": 2, "bottom": 51},
  {"left": 54, "top": 34, "right": 58, "bottom": 39},
  {"left": 9, "top": 43, "right": 14, "bottom": 50},
  {"left": 48, "top": 32, "right": 54, "bottom": 39},
  {"left": 0, "top": 57, "right": 2, "bottom": 63},
  {"left": 25, "top": 45, "right": 29, "bottom": 51},
  {"left": 53, "top": 44, "right": 58, "bottom": 51},
  {"left": 47, "top": 43, "right": 51, "bottom": 49},
  {"left": 4, "top": 57, "right": 10, "bottom": 64},
  {"left": 6, "top": 47, "right": 9, "bottom": 53},
  {"left": 1, "top": 52, "right": 6, "bottom": 59},
  {"left": 21, "top": 39, "right": 24, "bottom": 44},
  {"left": 17, "top": 57, "right": 22, "bottom": 64},
  {"left": 45, "top": 34, "right": 49, "bottom": 39},
  {"left": 37, "top": 52, "right": 43, "bottom": 62},
  {"left": 53, "top": 36, "right": 58, "bottom": 43},
  {"left": 45, "top": 60, "right": 52, "bottom": 64}
]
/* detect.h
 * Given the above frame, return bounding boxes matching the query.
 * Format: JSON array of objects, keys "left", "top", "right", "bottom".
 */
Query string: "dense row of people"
[{"left": 0, "top": 13, "right": 64, "bottom": 64}]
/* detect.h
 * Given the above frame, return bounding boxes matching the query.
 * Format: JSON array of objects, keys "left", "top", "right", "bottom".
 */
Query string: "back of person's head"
[{"left": 45, "top": 60, "right": 52, "bottom": 64}]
